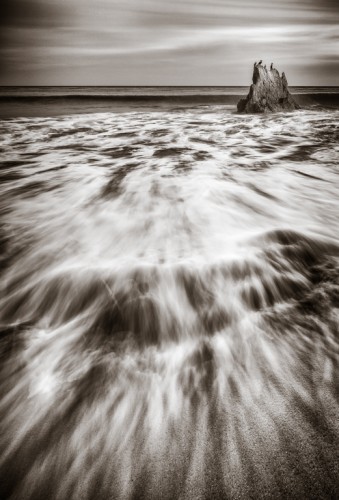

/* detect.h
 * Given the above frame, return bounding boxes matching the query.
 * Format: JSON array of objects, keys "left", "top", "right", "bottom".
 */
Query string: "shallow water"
[{"left": 1, "top": 106, "right": 339, "bottom": 499}]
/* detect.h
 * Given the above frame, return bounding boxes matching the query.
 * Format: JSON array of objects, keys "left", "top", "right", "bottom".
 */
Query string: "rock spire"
[{"left": 237, "top": 61, "right": 300, "bottom": 113}]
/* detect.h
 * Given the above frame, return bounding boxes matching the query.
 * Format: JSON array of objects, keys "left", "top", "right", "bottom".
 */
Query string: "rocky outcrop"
[{"left": 237, "top": 62, "right": 300, "bottom": 113}]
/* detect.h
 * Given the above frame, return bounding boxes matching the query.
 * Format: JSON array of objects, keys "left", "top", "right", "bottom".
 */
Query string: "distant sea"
[
  {"left": 1, "top": 85, "right": 338, "bottom": 118},
  {"left": 1, "top": 85, "right": 339, "bottom": 96}
]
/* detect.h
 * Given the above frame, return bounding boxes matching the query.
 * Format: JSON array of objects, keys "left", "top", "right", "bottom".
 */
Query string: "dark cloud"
[
  {"left": 311, "top": 0, "right": 339, "bottom": 12},
  {"left": 0, "top": 0, "right": 66, "bottom": 29},
  {"left": 0, "top": 0, "right": 69, "bottom": 78}
]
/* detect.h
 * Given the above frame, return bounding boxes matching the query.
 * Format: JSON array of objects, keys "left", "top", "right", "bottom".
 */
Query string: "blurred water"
[
  {"left": 0, "top": 106, "right": 339, "bottom": 499},
  {"left": 1, "top": 85, "right": 338, "bottom": 97}
]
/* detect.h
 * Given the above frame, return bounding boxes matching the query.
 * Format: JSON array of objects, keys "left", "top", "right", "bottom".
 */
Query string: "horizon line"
[{"left": 1, "top": 84, "right": 339, "bottom": 88}]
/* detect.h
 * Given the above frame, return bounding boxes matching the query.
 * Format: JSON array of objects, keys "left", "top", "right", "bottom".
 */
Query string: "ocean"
[
  {"left": 0, "top": 87, "right": 339, "bottom": 499},
  {"left": 1, "top": 86, "right": 339, "bottom": 118}
]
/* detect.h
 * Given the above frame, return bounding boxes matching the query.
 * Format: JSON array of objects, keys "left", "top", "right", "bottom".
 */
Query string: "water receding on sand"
[{"left": 0, "top": 106, "right": 339, "bottom": 499}]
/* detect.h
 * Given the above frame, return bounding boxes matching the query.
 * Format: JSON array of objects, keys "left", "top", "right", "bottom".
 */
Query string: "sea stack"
[{"left": 237, "top": 62, "right": 300, "bottom": 113}]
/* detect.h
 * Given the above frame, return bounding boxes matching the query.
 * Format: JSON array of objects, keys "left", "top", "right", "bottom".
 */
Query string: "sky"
[{"left": 0, "top": 0, "right": 339, "bottom": 85}]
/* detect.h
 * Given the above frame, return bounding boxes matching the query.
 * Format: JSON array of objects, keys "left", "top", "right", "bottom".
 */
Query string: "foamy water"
[{"left": 1, "top": 106, "right": 339, "bottom": 499}]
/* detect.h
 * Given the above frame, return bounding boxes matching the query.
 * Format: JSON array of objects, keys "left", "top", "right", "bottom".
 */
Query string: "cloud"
[
  {"left": 0, "top": 0, "right": 338, "bottom": 85},
  {"left": 0, "top": 0, "right": 70, "bottom": 76},
  {"left": 0, "top": 0, "right": 68, "bottom": 29}
]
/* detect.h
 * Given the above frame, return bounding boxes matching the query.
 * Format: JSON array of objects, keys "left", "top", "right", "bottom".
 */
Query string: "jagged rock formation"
[{"left": 237, "top": 62, "right": 300, "bottom": 113}]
